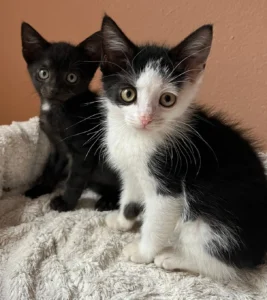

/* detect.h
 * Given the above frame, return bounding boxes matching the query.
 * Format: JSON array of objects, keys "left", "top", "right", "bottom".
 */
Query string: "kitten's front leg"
[
  {"left": 105, "top": 174, "right": 143, "bottom": 231},
  {"left": 50, "top": 157, "right": 92, "bottom": 212},
  {"left": 123, "top": 195, "right": 181, "bottom": 264}
]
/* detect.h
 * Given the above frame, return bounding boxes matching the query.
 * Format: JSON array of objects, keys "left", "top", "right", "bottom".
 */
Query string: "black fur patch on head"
[
  {"left": 100, "top": 15, "right": 212, "bottom": 107},
  {"left": 124, "top": 202, "right": 143, "bottom": 220}
]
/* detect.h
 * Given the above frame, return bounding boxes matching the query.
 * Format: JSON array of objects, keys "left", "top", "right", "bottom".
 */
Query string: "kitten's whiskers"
[
  {"left": 60, "top": 129, "right": 91, "bottom": 142},
  {"left": 65, "top": 113, "right": 102, "bottom": 130},
  {"left": 180, "top": 121, "right": 218, "bottom": 165},
  {"left": 84, "top": 128, "right": 104, "bottom": 160}
]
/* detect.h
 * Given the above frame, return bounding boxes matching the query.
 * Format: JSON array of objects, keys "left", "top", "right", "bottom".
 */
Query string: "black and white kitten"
[
  {"left": 22, "top": 22, "right": 120, "bottom": 212},
  {"left": 100, "top": 15, "right": 267, "bottom": 280}
]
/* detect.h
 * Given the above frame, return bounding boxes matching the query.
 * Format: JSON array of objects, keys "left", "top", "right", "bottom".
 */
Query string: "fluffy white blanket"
[{"left": 0, "top": 117, "right": 267, "bottom": 300}]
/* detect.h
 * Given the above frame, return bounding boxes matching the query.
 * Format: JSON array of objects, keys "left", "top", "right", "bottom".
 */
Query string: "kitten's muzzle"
[
  {"left": 42, "top": 91, "right": 69, "bottom": 102},
  {"left": 140, "top": 114, "right": 153, "bottom": 127}
]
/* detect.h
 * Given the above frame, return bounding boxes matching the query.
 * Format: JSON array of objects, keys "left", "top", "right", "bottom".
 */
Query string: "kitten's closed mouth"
[{"left": 132, "top": 123, "right": 152, "bottom": 131}]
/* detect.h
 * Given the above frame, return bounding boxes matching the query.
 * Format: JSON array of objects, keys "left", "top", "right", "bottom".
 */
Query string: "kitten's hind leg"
[
  {"left": 154, "top": 243, "right": 236, "bottom": 280},
  {"left": 25, "top": 183, "right": 54, "bottom": 199},
  {"left": 25, "top": 152, "right": 67, "bottom": 199}
]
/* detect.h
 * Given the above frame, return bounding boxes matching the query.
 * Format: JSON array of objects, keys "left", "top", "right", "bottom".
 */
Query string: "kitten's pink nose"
[{"left": 140, "top": 115, "right": 153, "bottom": 127}]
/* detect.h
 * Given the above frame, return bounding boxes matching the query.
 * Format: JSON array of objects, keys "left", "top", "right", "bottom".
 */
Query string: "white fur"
[
  {"left": 119, "top": 62, "right": 203, "bottom": 131},
  {"left": 104, "top": 63, "right": 236, "bottom": 280},
  {"left": 41, "top": 101, "right": 50, "bottom": 112},
  {"left": 104, "top": 28, "right": 129, "bottom": 53},
  {"left": 155, "top": 217, "right": 237, "bottom": 280}
]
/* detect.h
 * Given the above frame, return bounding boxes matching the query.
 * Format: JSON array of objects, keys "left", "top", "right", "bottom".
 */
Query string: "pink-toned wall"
[{"left": 1, "top": 0, "right": 267, "bottom": 148}]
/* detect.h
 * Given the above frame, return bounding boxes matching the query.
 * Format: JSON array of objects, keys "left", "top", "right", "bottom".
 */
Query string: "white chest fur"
[
  {"left": 105, "top": 107, "right": 162, "bottom": 197},
  {"left": 41, "top": 101, "right": 51, "bottom": 112}
]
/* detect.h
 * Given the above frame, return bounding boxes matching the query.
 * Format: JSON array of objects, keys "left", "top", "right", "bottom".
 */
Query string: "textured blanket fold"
[{"left": 0, "top": 117, "right": 267, "bottom": 300}]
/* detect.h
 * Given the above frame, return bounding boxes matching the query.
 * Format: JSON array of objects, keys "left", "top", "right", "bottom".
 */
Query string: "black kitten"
[
  {"left": 22, "top": 22, "right": 120, "bottom": 212},
  {"left": 101, "top": 15, "right": 267, "bottom": 280}
]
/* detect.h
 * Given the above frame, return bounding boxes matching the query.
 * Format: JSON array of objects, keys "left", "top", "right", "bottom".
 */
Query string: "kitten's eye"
[
  {"left": 159, "top": 93, "right": 177, "bottom": 107},
  {"left": 120, "top": 88, "right": 136, "bottom": 102},
  {"left": 66, "top": 73, "right": 78, "bottom": 83},
  {"left": 38, "top": 69, "right": 49, "bottom": 80}
]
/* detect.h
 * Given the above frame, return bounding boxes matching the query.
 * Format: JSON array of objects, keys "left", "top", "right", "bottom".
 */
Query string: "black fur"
[
  {"left": 102, "top": 47, "right": 187, "bottom": 108},
  {"left": 101, "top": 16, "right": 267, "bottom": 270},
  {"left": 150, "top": 108, "right": 267, "bottom": 268},
  {"left": 22, "top": 22, "right": 120, "bottom": 211},
  {"left": 124, "top": 202, "right": 143, "bottom": 220},
  {"left": 101, "top": 16, "right": 211, "bottom": 107}
]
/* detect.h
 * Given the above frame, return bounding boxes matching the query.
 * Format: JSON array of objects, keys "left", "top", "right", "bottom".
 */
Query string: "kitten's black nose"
[{"left": 45, "top": 87, "right": 57, "bottom": 99}]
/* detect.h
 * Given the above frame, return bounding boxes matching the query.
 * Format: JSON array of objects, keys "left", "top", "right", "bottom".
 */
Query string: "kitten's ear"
[
  {"left": 101, "top": 15, "right": 137, "bottom": 72},
  {"left": 21, "top": 22, "right": 50, "bottom": 64},
  {"left": 169, "top": 25, "right": 213, "bottom": 81},
  {"left": 78, "top": 31, "right": 102, "bottom": 61}
]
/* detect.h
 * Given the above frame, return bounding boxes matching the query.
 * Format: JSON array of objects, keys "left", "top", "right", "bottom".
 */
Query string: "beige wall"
[{"left": 1, "top": 0, "right": 267, "bottom": 148}]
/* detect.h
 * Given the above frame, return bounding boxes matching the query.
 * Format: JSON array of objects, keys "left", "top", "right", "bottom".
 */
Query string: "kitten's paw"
[
  {"left": 154, "top": 248, "right": 178, "bottom": 270},
  {"left": 123, "top": 241, "right": 153, "bottom": 264},
  {"left": 50, "top": 196, "right": 72, "bottom": 212},
  {"left": 105, "top": 211, "right": 134, "bottom": 231},
  {"left": 95, "top": 196, "right": 119, "bottom": 211}
]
